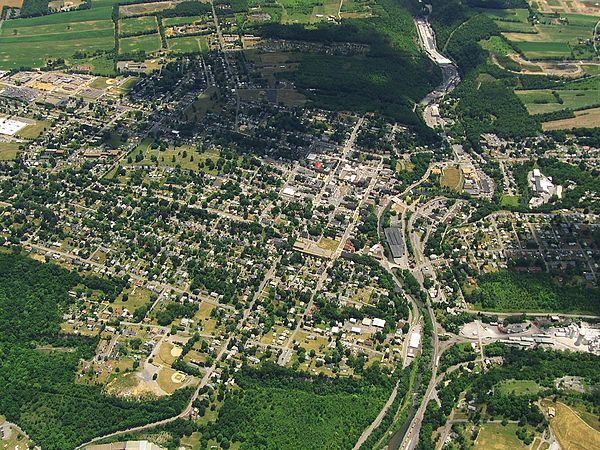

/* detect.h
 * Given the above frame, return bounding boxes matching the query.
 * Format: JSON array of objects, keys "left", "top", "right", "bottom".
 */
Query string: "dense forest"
[
  {"left": 467, "top": 270, "right": 600, "bottom": 314},
  {"left": 251, "top": 0, "right": 441, "bottom": 130},
  {"left": 0, "top": 252, "right": 191, "bottom": 449},
  {"left": 201, "top": 362, "right": 395, "bottom": 449}
]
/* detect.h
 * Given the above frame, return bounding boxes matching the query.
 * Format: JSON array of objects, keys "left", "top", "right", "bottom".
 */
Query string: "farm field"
[
  {"left": 549, "top": 402, "right": 600, "bottom": 450},
  {"left": 162, "top": 15, "right": 205, "bottom": 27},
  {"left": 119, "top": 0, "right": 178, "bottom": 17},
  {"left": 543, "top": 107, "right": 600, "bottom": 130},
  {"left": 517, "top": 88, "right": 600, "bottom": 114},
  {"left": 119, "top": 33, "right": 162, "bottom": 55},
  {"left": 0, "top": 0, "right": 23, "bottom": 6},
  {"left": 486, "top": 8, "right": 597, "bottom": 60},
  {"left": 119, "top": 15, "right": 158, "bottom": 36},
  {"left": 167, "top": 36, "right": 209, "bottom": 54},
  {"left": 0, "top": 7, "right": 115, "bottom": 69}
]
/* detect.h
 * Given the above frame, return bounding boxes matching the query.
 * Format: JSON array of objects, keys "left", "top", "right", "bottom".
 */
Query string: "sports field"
[{"left": 0, "top": 7, "right": 115, "bottom": 69}]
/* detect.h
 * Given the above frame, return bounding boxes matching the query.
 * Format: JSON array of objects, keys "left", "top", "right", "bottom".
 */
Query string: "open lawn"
[
  {"left": 119, "top": 33, "right": 162, "bottom": 55},
  {"left": 496, "top": 379, "right": 541, "bottom": 396},
  {"left": 317, "top": 237, "right": 340, "bottom": 251},
  {"left": 500, "top": 195, "right": 520, "bottom": 207},
  {"left": 115, "top": 286, "right": 152, "bottom": 315},
  {"left": 474, "top": 422, "right": 530, "bottom": 450},
  {"left": 167, "top": 36, "right": 209, "bottom": 54},
  {"left": 550, "top": 402, "right": 600, "bottom": 450}
]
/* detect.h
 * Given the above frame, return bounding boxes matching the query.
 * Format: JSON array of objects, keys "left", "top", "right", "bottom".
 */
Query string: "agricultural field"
[
  {"left": 543, "top": 107, "right": 600, "bottom": 130},
  {"left": 162, "top": 15, "right": 206, "bottom": 27},
  {"left": 486, "top": 8, "right": 598, "bottom": 60},
  {"left": 519, "top": 90, "right": 595, "bottom": 114},
  {"left": 119, "top": 33, "right": 162, "bottom": 55},
  {"left": 0, "top": 8, "right": 115, "bottom": 69},
  {"left": 167, "top": 36, "right": 209, "bottom": 54},
  {"left": 119, "top": 15, "right": 158, "bottom": 36},
  {"left": 119, "top": 0, "right": 178, "bottom": 17},
  {"left": 474, "top": 423, "right": 530, "bottom": 450},
  {"left": 0, "top": 0, "right": 23, "bottom": 7}
]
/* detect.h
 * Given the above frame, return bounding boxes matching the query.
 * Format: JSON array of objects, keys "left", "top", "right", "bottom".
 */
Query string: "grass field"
[
  {"left": 119, "top": 0, "right": 177, "bottom": 17},
  {"left": 500, "top": 195, "right": 520, "bottom": 207},
  {"left": 119, "top": 33, "right": 162, "bottom": 55},
  {"left": 0, "top": 142, "right": 20, "bottom": 161},
  {"left": 119, "top": 16, "right": 158, "bottom": 36},
  {"left": 0, "top": 0, "right": 23, "bottom": 6},
  {"left": 16, "top": 120, "right": 51, "bottom": 139},
  {"left": 167, "top": 36, "right": 209, "bottom": 54},
  {"left": 550, "top": 402, "right": 600, "bottom": 450},
  {"left": 496, "top": 379, "right": 541, "bottom": 396},
  {"left": 115, "top": 286, "right": 152, "bottom": 315},
  {"left": 317, "top": 237, "right": 340, "bottom": 251},
  {"left": 162, "top": 15, "right": 205, "bottom": 27},
  {"left": 0, "top": 7, "right": 115, "bottom": 69},
  {"left": 474, "top": 422, "right": 530, "bottom": 450},
  {"left": 440, "top": 166, "right": 463, "bottom": 191}
]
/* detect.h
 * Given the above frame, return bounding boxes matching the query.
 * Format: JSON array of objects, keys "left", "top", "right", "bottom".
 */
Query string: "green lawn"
[
  {"left": 496, "top": 379, "right": 541, "bottom": 396},
  {"left": 500, "top": 195, "right": 520, "bottom": 207}
]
